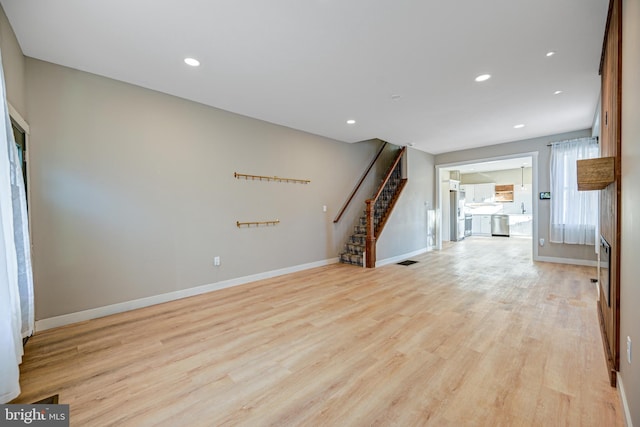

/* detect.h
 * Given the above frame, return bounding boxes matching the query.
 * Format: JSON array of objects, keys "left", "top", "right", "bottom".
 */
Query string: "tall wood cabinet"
[{"left": 598, "top": 0, "right": 622, "bottom": 387}]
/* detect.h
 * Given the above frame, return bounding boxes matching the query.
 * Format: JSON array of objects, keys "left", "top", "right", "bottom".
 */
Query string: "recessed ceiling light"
[
  {"left": 391, "top": 94, "right": 401, "bottom": 101},
  {"left": 475, "top": 74, "right": 491, "bottom": 82},
  {"left": 346, "top": 119, "right": 356, "bottom": 125},
  {"left": 514, "top": 124, "right": 525, "bottom": 129},
  {"left": 546, "top": 51, "right": 556, "bottom": 57},
  {"left": 184, "top": 57, "right": 200, "bottom": 67},
  {"left": 554, "top": 90, "right": 563, "bottom": 95}
]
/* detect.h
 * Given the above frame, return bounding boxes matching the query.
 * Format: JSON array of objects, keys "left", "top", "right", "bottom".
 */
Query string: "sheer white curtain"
[
  {"left": 549, "top": 137, "right": 599, "bottom": 245},
  {"left": 1, "top": 50, "right": 34, "bottom": 403}
]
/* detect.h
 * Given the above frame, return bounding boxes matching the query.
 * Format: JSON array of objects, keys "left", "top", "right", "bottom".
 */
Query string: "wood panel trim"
[
  {"left": 598, "top": 0, "right": 622, "bottom": 388},
  {"left": 598, "top": 300, "right": 617, "bottom": 386},
  {"left": 599, "top": 0, "right": 617, "bottom": 75}
]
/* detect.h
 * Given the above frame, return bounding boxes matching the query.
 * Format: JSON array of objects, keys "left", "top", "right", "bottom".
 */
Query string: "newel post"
[{"left": 365, "top": 199, "right": 376, "bottom": 268}]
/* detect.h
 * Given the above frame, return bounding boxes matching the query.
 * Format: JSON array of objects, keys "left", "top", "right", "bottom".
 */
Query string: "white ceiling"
[{"left": 1, "top": 0, "right": 608, "bottom": 154}]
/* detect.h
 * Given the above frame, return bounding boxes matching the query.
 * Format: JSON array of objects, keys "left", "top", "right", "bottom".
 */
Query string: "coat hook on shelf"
[
  {"left": 236, "top": 219, "right": 280, "bottom": 228},
  {"left": 234, "top": 172, "right": 310, "bottom": 184}
]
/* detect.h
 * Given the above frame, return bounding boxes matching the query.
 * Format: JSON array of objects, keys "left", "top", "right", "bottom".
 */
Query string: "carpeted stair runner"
[{"left": 339, "top": 166, "right": 403, "bottom": 266}]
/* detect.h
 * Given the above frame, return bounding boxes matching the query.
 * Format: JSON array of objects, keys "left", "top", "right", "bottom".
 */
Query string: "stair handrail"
[
  {"left": 366, "top": 146, "right": 406, "bottom": 208},
  {"left": 333, "top": 140, "right": 388, "bottom": 223},
  {"left": 365, "top": 146, "right": 407, "bottom": 268}
]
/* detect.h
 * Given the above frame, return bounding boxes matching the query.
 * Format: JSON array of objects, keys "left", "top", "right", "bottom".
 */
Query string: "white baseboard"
[
  {"left": 534, "top": 255, "right": 598, "bottom": 267},
  {"left": 376, "top": 247, "right": 429, "bottom": 267},
  {"left": 618, "top": 374, "right": 634, "bottom": 427},
  {"left": 35, "top": 257, "right": 340, "bottom": 331}
]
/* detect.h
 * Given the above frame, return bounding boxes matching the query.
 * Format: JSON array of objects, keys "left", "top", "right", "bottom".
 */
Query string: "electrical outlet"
[
  {"left": 214, "top": 256, "right": 220, "bottom": 266},
  {"left": 628, "top": 336, "right": 632, "bottom": 364},
  {"left": 539, "top": 238, "right": 545, "bottom": 246}
]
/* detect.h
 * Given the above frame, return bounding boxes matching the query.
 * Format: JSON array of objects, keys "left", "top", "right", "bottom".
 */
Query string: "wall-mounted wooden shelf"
[
  {"left": 577, "top": 157, "right": 615, "bottom": 191},
  {"left": 234, "top": 172, "right": 310, "bottom": 184},
  {"left": 494, "top": 184, "right": 514, "bottom": 202},
  {"left": 236, "top": 220, "right": 280, "bottom": 228}
]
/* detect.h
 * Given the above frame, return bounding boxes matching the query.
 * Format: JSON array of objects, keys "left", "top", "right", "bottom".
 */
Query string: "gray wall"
[
  {"left": 620, "top": 0, "right": 640, "bottom": 424},
  {"left": 23, "top": 58, "right": 431, "bottom": 320},
  {"left": 334, "top": 140, "right": 408, "bottom": 250},
  {"left": 0, "top": 5, "right": 25, "bottom": 118},
  {"left": 377, "top": 148, "right": 435, "bottom": 260},
  {"left": 1, "top": 0, "right": 434, "bottom": 322},
  {"left": 435, "top": 129, "right": 598, "bottom": 263}
]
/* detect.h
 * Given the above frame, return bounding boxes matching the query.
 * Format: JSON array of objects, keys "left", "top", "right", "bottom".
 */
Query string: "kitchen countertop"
[
  {"left": 507, "top": 214, "right": 533, "bottom": 219},
  {"left": 508, "top": 214, "right": 533, "bottom": 236}
]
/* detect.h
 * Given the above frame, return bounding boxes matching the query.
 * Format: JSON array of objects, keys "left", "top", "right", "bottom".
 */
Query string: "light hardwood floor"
[{"left": 13, "top": 237, "right": 623, "bottom": 426}]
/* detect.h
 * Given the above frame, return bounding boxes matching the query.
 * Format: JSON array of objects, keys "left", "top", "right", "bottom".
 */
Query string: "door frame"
[{"left": 8, "top": 103, "right": 32, "bottom": 240}]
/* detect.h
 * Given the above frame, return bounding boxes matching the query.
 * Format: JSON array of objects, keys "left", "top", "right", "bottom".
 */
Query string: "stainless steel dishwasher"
[{"left": 491, "top": 214, "right": 510, "bottom": 237}]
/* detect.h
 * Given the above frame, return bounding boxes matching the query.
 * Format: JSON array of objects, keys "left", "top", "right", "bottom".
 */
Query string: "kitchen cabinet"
[
  {"left": 480, "top": 215, "right": 491, "bottom": 235},
  {"left": 472, "top": 215, "right": 492, "bottom": 235},
  {"left": 471, "top": 215, "right": 481, "bottom": 234},
  {"left": 460, "top": 182, "right": 496, "bottom": 203},
  {"left": 461, "top": 183, "right": 494, "bottom": 203},
  {"left": 474, "top": 183, "right": 495, "bottom": 203}
]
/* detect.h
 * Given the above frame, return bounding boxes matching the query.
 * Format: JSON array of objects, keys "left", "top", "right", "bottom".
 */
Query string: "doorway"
[
  {"left": 435, "top": 153, "right": 538, "bottom": 259},
  {"left": 12, "top": 119, "right": 27, "bottom": 203},
  {"left": 8, "top": 104, "right": 31, "bottom": 215}
]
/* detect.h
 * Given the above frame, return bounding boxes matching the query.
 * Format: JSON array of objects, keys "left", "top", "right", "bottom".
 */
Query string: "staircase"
[
  {"left": 340, "top": 216, "right": 367, "bottom": 266},
  {"left": 339, "top": 154, "right": 406, "bottom": 267}
]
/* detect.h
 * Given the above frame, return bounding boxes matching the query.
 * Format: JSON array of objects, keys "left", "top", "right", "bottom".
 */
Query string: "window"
[{"left": 549, "top": 137, "right": 599, "bottom": 245}]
